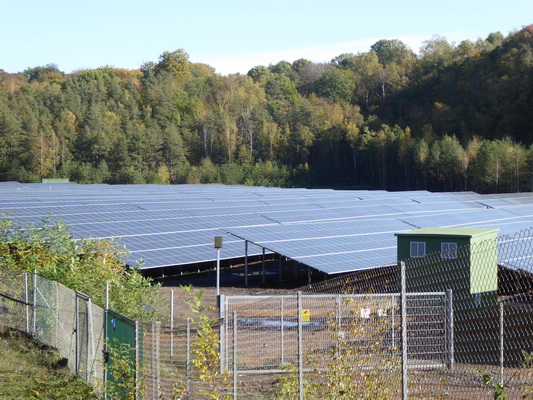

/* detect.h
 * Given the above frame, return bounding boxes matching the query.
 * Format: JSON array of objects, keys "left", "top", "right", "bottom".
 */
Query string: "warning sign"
[{"left": 301, "top": 309, "right": 311, "bottom": 322}]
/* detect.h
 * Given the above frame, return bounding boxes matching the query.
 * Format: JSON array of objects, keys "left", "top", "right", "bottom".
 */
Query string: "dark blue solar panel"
[{"left": 2, "top": 183, "right": 533, "bottom": 274}]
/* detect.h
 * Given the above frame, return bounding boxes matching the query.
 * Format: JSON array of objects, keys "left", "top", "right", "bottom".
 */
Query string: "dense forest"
[{"left": 0, "top": 25, "right": 532, "bottom": 192}]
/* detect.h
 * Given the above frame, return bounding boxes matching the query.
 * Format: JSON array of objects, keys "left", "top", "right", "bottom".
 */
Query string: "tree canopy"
[{"left": 1, "top": 27, "right": 532, "bottom": 193}]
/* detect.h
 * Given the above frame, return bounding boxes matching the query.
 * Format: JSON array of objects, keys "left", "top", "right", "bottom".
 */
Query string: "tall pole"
[
  {"left": 216, "top": 247, "right": 221, "bottom": 296},
  {"left": 214, "top": 236, "right": 223, "bottom": 298}
]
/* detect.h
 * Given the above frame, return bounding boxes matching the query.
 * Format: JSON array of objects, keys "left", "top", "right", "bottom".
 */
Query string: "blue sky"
[{"left": 1, "top": 0, "right": 531, "bottom": 75}]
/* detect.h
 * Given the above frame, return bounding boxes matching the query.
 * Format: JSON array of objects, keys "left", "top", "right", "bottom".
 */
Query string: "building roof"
[{"left": 395, "top": 227, "right": 500, "bottom": 238}]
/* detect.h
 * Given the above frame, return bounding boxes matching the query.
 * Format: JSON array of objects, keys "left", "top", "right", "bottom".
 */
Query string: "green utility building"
[
  {"left": 395, "top": 227, "right": 501, "bottom": 365},
  {"left": 396, "top": 227, "right": 499, "bottom": 296}
]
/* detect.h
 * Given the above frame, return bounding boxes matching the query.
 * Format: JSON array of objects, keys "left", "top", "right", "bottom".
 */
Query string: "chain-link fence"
[
  {"left": 2, "top": 226, "right": 533, "bottom": 399},
  {"left": 292, "top": 229, "right": 533, "bottom": 399},
  {"left": 217, "top": 291, "right": 451, "bottom": 399},
  {"left": 399, "top": 232, "right": 533, "bottom": 399},
  {"left": 0, "top": 269, "right": 106, "bottom": 389}
]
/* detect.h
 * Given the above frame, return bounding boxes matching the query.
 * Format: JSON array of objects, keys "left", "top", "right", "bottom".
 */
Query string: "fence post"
[
  {"left": 336, "top": 294, "right": 341, "bottom": 359},
  {"left": 150, "top": 323, "right": 155, "bottom": 400},
  {"left": 280, "top": 297, "right": 285, "bottom": 364},
  {"left": 55, "top": 282, "right": 59, "bottom": 348},
  {"left": 103, "top": 285, "right": 108, "bottom": 396},
  {"left": 24, "top": 273, "right": 29, "bottom": 334},
  {"left": 156, "top": 322, "right": 161, "bottom": 400},
  {"left": 400, "top": 261, "right": 408, "bottom": 400},
  {"left": 297, "top": 291, "right": 303, "bottom": 400},
  {"left": 105, "top": 281, "right": 109, "bottom": 310},
  {"left": 170, "top": 289, "right": 174, "bottom": 358},
  {"left": 446, "top": 289, "right": 454, "bottom": 370},
  {"left": 186, "top": 319, "right": 191, "bottom": 394},
  {"left": 32, "top": 269, "right": 37, "bottom": 336},
  {"left": 75, "top": 294, "right": 80, "bottom": 376},
  {"left": 87, "top": 297, "right": 92, "bottom": 383},
  {"left": 500, "top": 302, "right": 504, "bottom": 386},
  {"left": 233, "top": 310, "right": 238, "bottom": 400},
  {"left": 391, "top": 295, "right": 395, "bottom": 349},
  {"left": 135, "top": 321, "right": 140, "bottom": 400},
  {"left": 150, "top": 322, "right": 162, "bottom": 400}
]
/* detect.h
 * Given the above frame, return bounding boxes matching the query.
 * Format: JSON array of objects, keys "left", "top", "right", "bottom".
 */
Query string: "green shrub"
[{"left": 0, "top": 215, "right": 160, "bottom": 320}]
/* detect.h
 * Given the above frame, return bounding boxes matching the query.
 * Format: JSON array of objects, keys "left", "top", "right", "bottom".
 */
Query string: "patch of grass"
[{"left": 0, "top": 329, "right": 97, "bottom": 400}]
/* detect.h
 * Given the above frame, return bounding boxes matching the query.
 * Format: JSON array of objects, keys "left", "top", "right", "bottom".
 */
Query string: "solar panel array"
[{"left": 2, "top": 182, "right": 533, "bottom": 275}]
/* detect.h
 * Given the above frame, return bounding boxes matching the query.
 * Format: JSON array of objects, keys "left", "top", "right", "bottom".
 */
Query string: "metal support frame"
[
  {"left": 262, "top": 248, "right": 266, "bottom": 284},
  {"left": 244, "top": 240, "right": 249, "bottom": 286}
]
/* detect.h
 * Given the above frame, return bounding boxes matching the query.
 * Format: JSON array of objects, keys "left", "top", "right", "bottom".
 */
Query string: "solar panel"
[{"left": 2, "top": 183, "right": 533, "bottom": 275}]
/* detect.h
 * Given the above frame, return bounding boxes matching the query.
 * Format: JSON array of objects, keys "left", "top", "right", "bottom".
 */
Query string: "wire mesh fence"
[
  {"left": 399, "top": 233, "right": 533, "bottom": 399},
  {"left": 2, "top": 226, "right": 533, "bottom": 399},
  {"left": 293, "top": 229, "right": 533, "bottom": 399},
  {"left": 0, "top": 269, "right": 106, "bottom": 390},
  {"left": 222, "top": 292, "right": 451, "bottom": 369}
]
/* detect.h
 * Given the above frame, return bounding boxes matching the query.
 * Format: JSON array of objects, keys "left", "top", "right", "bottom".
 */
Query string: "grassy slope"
[{"left": 0, "top": 329, "right": 96, "bottom": 400}]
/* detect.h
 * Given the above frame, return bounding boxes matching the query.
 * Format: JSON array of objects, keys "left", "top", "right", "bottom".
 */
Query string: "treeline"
[{"left": 0, "top": 26, "right": 532, "bottom": 192}]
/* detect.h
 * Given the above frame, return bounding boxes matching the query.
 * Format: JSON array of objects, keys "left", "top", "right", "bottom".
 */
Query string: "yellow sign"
[{"left": 301, "top": 309, "right": 310, "bottom": 322}]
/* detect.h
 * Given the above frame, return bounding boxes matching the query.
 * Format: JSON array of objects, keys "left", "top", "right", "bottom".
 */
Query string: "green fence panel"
[{"left": 106, "top": 310, "right": 136, "bottom": 398}]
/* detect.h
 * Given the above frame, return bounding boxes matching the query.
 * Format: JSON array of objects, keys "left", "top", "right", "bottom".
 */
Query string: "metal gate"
[
  {"left": 105, "top": 309, "right": 137, "bottom": 396},
  {"left": 220, "top": 291, "right": 453, "bottom": 374}
]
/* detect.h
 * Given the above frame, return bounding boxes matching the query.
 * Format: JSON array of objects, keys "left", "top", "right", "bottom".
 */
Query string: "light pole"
[{"left": 214, "top": 236, "right": 223, "bottom": 297}]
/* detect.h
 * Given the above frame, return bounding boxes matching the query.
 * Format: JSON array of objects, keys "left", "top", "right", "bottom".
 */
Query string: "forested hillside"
[{"left": 1, "top": 26, "right": 532, "bottom": 192}]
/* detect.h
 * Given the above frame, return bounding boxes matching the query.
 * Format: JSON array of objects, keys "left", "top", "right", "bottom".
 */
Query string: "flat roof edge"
[{"left": 395, "top": 227, "right": 500, "bottom": 238}]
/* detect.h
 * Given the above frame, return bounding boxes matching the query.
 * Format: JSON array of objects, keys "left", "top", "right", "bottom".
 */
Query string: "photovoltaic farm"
[
  {"left": 4, "top": 183, "right": 533, "bottom": 399},
  {"left": 2, "top": 182, "right": 533, "bottom": 278}
]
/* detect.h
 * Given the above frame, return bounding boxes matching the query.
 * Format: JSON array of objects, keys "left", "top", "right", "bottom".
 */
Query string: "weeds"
[
  {"left": 273, "top": 297, "right": 401, "bottom": 399},
  {"left": 105, "top": 338, "right": 143, "bottom": 400},
  {"left": 181, "top": 284, "right": 232, "bottom": 400},
  {"left": 0, "top": 329, "right": 96, "bottom": 399}
]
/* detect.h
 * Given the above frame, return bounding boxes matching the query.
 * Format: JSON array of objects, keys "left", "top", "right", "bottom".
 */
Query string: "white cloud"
[{"left": 203, "top": 35, "right": 433, "bottom": 76}]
